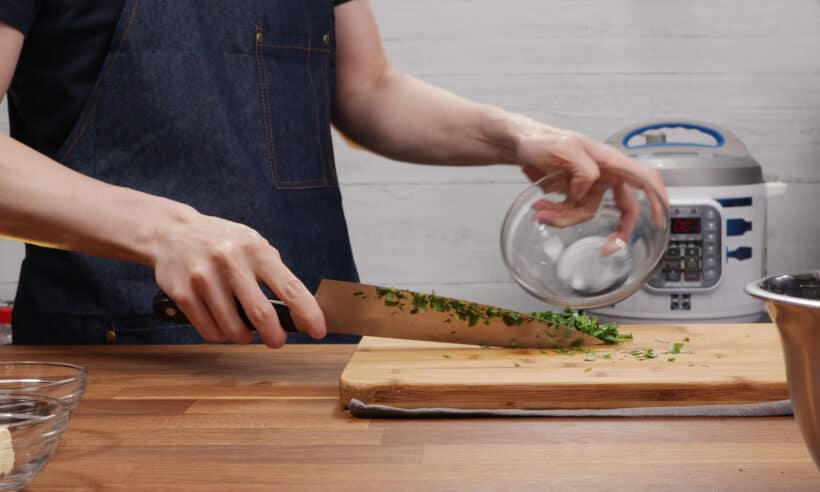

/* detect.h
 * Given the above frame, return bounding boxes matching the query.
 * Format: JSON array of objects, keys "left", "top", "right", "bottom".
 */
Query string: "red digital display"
[{"left": 671, "top": 217, "right": 701, "bottom": 234}]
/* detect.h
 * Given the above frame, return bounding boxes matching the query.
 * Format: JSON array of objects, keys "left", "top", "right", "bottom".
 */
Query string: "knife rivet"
[
  {"left": 105, "top": 329, "right": 117, "bottom": 345},
  {"left": 165, "top": 307, "right": 177, "bottom": 318}
]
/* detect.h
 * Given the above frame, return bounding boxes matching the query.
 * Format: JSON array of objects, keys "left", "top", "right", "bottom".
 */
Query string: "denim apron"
[{"left": 12, "top": 0, "right": 360, "bottom": 344}]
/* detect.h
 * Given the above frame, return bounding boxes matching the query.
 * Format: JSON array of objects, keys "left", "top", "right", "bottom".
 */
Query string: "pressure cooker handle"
[{"left": 606, "top": 119, "right": 750, "bottom": 156}]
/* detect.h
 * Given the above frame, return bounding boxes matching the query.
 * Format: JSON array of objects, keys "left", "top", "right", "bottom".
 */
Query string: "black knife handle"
[{"left": 152, "top": 291, "right": 298, "bottom": 332}]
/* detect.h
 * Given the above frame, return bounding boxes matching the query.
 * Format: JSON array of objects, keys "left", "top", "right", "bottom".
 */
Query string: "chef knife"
[{"left": 153, "top": 279, "right": 602, "bottom": 348}]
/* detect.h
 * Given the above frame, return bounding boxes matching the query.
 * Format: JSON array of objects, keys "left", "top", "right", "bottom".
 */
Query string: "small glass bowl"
[
  {"left": 501, "top": 171, "right": 669, "bottom": 308},
  {"left": 0, "top": 394, "right": 70, "bottom": 491},
  {"left": 0, "top": 363, "right": 86, "bottom": 411}
]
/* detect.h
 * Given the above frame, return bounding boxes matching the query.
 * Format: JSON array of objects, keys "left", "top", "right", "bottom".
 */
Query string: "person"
[{"left": 0, "top": 1, "right": 667, "bottom": 346}]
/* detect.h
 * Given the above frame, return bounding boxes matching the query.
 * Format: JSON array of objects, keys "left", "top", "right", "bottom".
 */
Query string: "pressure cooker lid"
[{"left": 606, "top": 120, "right": 764, "bottom": 187}]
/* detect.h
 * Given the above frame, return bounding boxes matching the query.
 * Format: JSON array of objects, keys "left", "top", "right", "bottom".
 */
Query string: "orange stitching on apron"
[
  {"left": 255, "top": 25, "right": 334, "bottom": 189},
  {"left": 258, "top": 44, "right": 331, "bottom": 54},
  {"left": 321, "top": 48, "right": 337, "bottom": 184},
  {"left": 305, "top": 26, "right": 328, "bottom": 185},
  {"left": 60, "top": 0, "right": 141, "bottom": 161},
  {"left": 255, "top": 24, "right": 280, "bottom": 187}
]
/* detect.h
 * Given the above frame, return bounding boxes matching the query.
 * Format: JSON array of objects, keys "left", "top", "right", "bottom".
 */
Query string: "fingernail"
[{"left": 601, "top": 237, "right": 626, "bottom": 256}]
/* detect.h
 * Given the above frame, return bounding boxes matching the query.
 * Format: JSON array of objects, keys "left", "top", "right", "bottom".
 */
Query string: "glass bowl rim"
[
  {"left": 0, "top": 393, "right": 71, "bottom": 429},
  {"left": 0, "top": 361, "right": 87, "bottom": 392},
  {"left": 500, "top": 169, "right": 670, "bottom": 308}
]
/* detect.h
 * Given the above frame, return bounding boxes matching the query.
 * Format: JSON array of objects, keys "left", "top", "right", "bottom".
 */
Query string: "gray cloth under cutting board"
[{"left": 347, "top": 399, "right": 793, "bottom": 418}]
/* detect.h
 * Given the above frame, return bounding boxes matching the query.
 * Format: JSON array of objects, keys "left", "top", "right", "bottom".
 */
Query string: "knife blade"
[{"left": 153, "top": 279, "right": 602, "bottom": 348}]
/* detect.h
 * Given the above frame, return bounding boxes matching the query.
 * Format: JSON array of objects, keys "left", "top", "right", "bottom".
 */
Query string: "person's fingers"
[
  {"left": 531, "top": 174, "right": 570, "bottom": 197},
  {"left": 583, "top": 140, "right": 668, "bottom": 202},
  {"left": 560, "top": 135, "right": 600, "bottom": 202},
  {"left": 191, "top": 265, "right": 254, "bottom": 344},
  {"left": 535, "top": 206, "right": 595, "bottom": 227},
  {"left": 602, "top": 182, "right": 640, "bottom": 255},
  {"left": 531, "top": 198, "right": 565, "bottom": 212},
  {"left": 534, "top": 185, "right": 606, "bottom": 227},
  {"left": 582, "top": 140, "right": 669, "bottom": 218},
  {"left": 230, "top": 272, "right": 287, "bottom": 349},
  {"left": 168, "top": 286, "right": 226, "bottom": 343},
  {"left": 261, "top": 257, "right": 327, "bottom": 340}
]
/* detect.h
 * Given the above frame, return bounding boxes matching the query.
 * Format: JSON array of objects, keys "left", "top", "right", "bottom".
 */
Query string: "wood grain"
[
  {"left": 0, "top": 344, "right": 813, "bottom": 491},
  {"left": 340, "top": 323, "right": 789, "bottom": 409}
]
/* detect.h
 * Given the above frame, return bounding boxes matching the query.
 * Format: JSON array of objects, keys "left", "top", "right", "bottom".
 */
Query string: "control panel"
[{"left": 647, "top": 203, "right": 723, "bottom": 291}]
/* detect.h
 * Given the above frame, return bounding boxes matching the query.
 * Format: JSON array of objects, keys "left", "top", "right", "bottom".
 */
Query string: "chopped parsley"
[
  {"left": 629, "top": 348, "right": 657, "bottom": 360},
  {"left": 370, "top": 287, "right": 632, "bottom": 345}
]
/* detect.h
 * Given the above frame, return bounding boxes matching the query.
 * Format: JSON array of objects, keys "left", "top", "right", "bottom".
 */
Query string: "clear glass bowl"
[
  {"left": 501, "top": 171, "right": 669, "bottom": 308},
  {"left": 0, "top": 363, "right": 86, "bottom": 411},
  {"left": 0, "top": 394, "right": 70, "bottom": 491}
]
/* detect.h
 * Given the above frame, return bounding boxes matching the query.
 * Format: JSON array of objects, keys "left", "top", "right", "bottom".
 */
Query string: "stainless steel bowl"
[{"left": 745, "top": 271, "right": 820, "bottom": 469}]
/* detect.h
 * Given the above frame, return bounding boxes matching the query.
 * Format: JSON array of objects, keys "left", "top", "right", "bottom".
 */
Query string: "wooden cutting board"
[{"left": 339, "top": 323, "right": 788, "bottom": 409}]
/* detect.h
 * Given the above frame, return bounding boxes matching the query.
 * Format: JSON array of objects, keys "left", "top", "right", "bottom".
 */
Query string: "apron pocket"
[{"left": 254, "top": 24, "right": 337, "bottom": 190}]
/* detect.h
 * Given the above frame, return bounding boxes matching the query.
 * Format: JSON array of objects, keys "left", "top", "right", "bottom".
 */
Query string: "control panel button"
[
  {"left": 705, "top": 232, "right": 717, "bottom": 242},
  {"left": 664, "top": 260, "right": 682, "bottom": 271},
  {"left": 704, "top": 269, "right": 717, "bottom": 281},
  {"left": 705, "top": 243, "right": 717, "bottom": 255},
  {"left": 684, "top": 258, "right": 700, "bottom": 270},
  {"left": 665, "top": 270, "right": 681, "bottom": 282},
  {"left": 666, "top": 246, "right": 681, "bottom": 258},
  {"left": 705, "top": 221, "right": 717, "bottom": 231},
  {"left": 705, "top": 209, "right": 716, "bottom": 220},
  {"left": 704, "top": 255, "right": 718, "bottom": 268},
  {"left": 685, "top": 246, "right": 700, "bottom": 257},
  {"left": 684, "top": 271, "right": 701, "bottom": 282}
]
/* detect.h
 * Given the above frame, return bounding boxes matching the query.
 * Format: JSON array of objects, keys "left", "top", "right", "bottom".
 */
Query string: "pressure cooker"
[{"left": 591, "top": 120, "right": 786, "bottom": 323}]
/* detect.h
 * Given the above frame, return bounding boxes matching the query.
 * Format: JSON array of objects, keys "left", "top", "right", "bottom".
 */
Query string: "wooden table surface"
[{"left": 2, "top": 344, "right": 817, "bottom": 491}]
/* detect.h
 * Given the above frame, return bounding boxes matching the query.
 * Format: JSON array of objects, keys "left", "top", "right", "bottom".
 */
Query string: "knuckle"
[
  {"left": 267, "top": 245, "right": 282, "bottom": 263},
  {"left": 240, "top": 229, "right": 267, "bottom": 253},
  {"left": 568, "top": 133, "right": 587, "bottom": 150},
  {"left": 163, "top": 284, "right": 186, "bottom": 303},
  {"left": 209, "top": 242, "right": 237, "bottom": 268},
  {"left": 174, "top": 293, "right": 194, "bottom": 310},
  {"left": 280, "top": 276, "right": 308, "bottom": 302},
  {"left": 247, "top": 302, "right": 275, "bottom": 326},
  {"left": 556, "top": 134, "right": 581, "bottom": 155},
  {"left": 188, "top": 263, "right": 209, "bottom": 286}
]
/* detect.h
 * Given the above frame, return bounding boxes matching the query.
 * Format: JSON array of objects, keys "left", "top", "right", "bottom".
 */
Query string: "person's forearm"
[
  {"left": 0, "top": 134, "right": 195, "bottom": 265},
  {"left": 333, "top": 68, "right": 539, "bottom": 166}
]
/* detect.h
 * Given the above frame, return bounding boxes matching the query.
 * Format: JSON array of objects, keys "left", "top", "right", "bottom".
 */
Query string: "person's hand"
[
  {"left": 150, "top": 208, "right": 326, "bottom": 347},
  {"left": 514, "top": 123, "right": 669, "bottom": 253}
]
